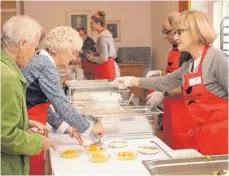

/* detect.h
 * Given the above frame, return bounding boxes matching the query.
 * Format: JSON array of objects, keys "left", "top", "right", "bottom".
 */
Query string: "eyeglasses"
[
  {"left": 174, "top": 29, "right": 188, "bottom": 36},
  {"left": 162, "top": 29, "right": 174, "bottom": 36}
]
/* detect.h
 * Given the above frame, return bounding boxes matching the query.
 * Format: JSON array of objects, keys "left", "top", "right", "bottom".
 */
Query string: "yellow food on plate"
[
  {"left": 91, "top": 153, "right": 110, "bottom": 163},
  {"left": 88, "top": 145, "right": 105, "bottom": 153},
  {"left": 117, "top": 151, "right": 136, "bottom": 161},
  {"left": 60, "top": 150, "right": 80, "bottom": 158}
]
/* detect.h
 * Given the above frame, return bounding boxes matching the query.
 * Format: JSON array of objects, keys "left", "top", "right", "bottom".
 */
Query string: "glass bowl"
[
  {"left": 108, "top": 139, "right": 128, "bottom": 148},
  {"left": 116, "top": 150, "right": 138, "bottom": 161},
  {"left": 84, "top": 144, "right": 107, "bottom": 154},
  {"left": 59, "top": 148, "right": 82, "bottom": 159},
  {"left": 90, "top": 152, "right": 111, "bottom": 163},
  {"left": 138, "top": 145, "right": 159, "bottom": 155}
]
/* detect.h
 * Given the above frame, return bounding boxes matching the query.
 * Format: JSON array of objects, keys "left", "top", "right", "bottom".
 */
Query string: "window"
[{"left": 213, "top": 0, "right": 229, "bottom": 55}]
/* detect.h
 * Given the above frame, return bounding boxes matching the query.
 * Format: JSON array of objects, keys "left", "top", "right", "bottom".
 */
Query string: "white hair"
[
  {"left": 43, "top": 25, "right": 83, "bottom": 53},
  {"left": 1, "top": 15, "right": 42, "bottom": 48}
]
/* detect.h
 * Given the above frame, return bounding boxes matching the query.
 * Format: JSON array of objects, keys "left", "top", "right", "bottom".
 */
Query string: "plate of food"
[
  {"left": 117, "top": 151, "right": 137, "bottom": 161},
  {"left": 86, "top": 144, "right": 106, "bottom": 154},
  {"left": 59, "top": 149, "right": 82, "bottom": 159},
  {"left": 138, "top": 145, "right": 159, "bottom": 155},
  {"left": 90, "top": 152, "right": 111, "bottom": 163},
  {"left": 108, "top": 140, "right": 128, "bottom": 148}
]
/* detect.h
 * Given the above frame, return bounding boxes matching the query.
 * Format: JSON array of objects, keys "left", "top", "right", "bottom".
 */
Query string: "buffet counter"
[{"left": 48, "top": 133, "right": 171, "bottom": 176}]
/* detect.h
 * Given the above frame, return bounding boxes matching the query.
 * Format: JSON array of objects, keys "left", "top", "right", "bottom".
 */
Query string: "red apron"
[
  {"left": 163, "top": 49, "right": 195, "bottom": 149},
  {"left": 27, "top": 103, "right": 50, "bottom": 175},
  {"left": 183, "top": 45, "right": 228, "bottom": 155},
  {"left": 148, "top": 49, "right": 181, "bottom": 95},
  {"left": 81, "top": 28, "right": 116, "bottom": 81},
  {"left": 166, "top": 50, "right": 181, "bottom": 74},
  {"left": 81, "top": 57, "right": 115, "bottom": 80}
]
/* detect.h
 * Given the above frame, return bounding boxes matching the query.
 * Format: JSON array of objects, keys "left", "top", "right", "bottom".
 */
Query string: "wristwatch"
[{"left": 164, "top": 91, "right": 170, "bottom": 98}]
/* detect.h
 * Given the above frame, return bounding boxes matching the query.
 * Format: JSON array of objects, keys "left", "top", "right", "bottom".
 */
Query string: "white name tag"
[{"left": 189, "top": 76, "right": 202, "bottom": 86}]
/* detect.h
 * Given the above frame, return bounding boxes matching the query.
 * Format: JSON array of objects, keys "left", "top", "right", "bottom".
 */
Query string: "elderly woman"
[
  {"left": 114, "top": 10, "right": 228, "bottom": 155},
  {"left": 22, "top": 26, "right": 104, "bottom": 140},
  {"left": 1, "top": 15, "right": 56, "bottom": 175}
]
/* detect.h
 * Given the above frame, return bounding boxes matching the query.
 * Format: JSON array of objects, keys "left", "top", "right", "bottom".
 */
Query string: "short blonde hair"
[
  {"left": 43, "top": 25, "right": 83, "bottom": 53},
  {"left": 173, "top": 10, "right": 216, "bottom": 45}
]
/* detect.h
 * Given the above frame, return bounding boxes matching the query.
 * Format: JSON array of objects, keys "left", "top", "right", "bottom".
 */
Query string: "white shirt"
[
  {"left": 189, "top": 55, "right": 202, "bottom": 73},
  {"left": 39, "top": 49, "right": 56, "bottom": 65}
]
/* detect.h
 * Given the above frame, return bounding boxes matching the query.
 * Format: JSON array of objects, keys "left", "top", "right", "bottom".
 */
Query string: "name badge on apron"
[{"left": 189, "top": 76, "right": 202, "bottom": 86}]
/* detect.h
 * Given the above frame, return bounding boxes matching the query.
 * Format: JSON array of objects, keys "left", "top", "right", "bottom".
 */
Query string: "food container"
[
  {"left": 85, "top": 144, "right": 107, "bottom": 154},
  {"left": 138, "top": 145, "right": 159, "bottom": 155},
  {"left": 142, "top": 154, "right": 229, "bottom": 175},
  {"left": 59, "top": 148, "right": 82, "bottom": 159},
  {"left": 90, "top": 152, "right": 112, "bottom": 163},
  {"left": 116, "top": 150, "right": 138, "bottom": 161},
  {"left": 89, "top": 92, "right": 122, "bottom": 109},
  {"left": 108, "top": 139, "right": 128, "bottom": 148}
]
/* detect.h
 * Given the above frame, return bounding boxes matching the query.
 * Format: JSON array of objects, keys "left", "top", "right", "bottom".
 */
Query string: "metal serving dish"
[
  {"left": 142, "top": 155, "right": 229, "bottom": 175},
  {"left": 92, "top": 106, "right": 163, "bottom": 117},
  {"left": 69, "top": 89, "right": 131, "bottom": 103},
  {"left": 66, "top": 79, "right": 109, "bottom": 86},
  {"left": 67, "top": 83, "right": 124, "bottom": 101},
  {"left": 72, "top": 105, "right": 163, "bottom": 117}
]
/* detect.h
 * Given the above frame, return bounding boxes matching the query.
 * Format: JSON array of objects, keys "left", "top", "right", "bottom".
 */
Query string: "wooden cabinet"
[{"left": 118, "top": 64, "right": 145, "bottom": 100}]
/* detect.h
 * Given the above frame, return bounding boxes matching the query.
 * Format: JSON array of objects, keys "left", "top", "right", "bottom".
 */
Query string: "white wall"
[
  {"left": 151, "top": 1, "right": 179, "bottom": 70},
  {"left": 24, "top": 1, "right": 179, "bottom": 72},
  {"left": 24, "top": 1, "right": 152, "bottom": 50}
]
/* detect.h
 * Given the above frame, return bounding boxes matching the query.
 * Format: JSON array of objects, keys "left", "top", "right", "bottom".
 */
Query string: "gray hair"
[
  {"left": 166, "top": 11, "right": 180, "bottom": 27},
  {"left": 43, "top": 25, "right": 83, "bottom": 53},
  {"left": 1, "top": 15, "right": 42, "bottom": 48}
]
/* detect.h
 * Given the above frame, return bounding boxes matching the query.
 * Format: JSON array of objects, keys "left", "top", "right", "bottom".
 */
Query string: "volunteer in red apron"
[
  {"left": 81, "top": 10, "right": 120, "bottom": 80},
  {"left": 114, "top": 10, "right": 228, "bottom": 155},
  {"left": 146, "top": 12, "right": 192, "bottom": 149},
  {"left": 182, "top": 45, "right": 228, "bottom": 155}
]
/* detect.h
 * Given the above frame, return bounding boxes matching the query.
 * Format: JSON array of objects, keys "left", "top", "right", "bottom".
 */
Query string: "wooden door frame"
[{"left": 179, "top": 0, "right": 191, "bottom": 12}]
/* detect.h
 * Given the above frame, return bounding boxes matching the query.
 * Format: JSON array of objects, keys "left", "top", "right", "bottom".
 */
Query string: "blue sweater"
[{"left": 22, "top": 54, "right": 90, "bottom": 133}]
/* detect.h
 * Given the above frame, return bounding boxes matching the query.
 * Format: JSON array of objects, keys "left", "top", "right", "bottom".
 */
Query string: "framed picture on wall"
[
  {"left": 106, "top": 21, "right": 120, "bottom": 42},
  {"left": 67, "top": 11, "right": 91, "bottom": 35}
]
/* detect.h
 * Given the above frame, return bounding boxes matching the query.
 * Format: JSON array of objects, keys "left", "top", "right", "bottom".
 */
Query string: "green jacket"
[{"left": 1, "top": 50, "right": 43, "bottom": 175}]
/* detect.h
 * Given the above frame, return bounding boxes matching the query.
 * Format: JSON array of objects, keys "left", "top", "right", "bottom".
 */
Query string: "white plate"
[
  {"left": 108, "top": 140, "right": 128, "bottom": 148},
  {"left": 138, "top": 145, "right": 159, "bottom": 155}
]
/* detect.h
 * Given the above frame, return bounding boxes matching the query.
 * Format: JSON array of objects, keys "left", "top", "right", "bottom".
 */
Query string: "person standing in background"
[
  {"left": 82, "top": 11, "right": 120, "bottom": 80},
  {"left": 74, "top": 27, "right": 96, "bottom": 63}
]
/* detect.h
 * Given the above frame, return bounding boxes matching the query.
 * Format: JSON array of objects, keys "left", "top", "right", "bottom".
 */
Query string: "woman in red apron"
[
  {"left": 82, "top": 10, "right": 118, "bottom": 80},
  {"left": 114, "top": 10, "right": 228, "bottom": 155},
  {"left": 182, "top": 45, "right": 228, "bottom": 155}
]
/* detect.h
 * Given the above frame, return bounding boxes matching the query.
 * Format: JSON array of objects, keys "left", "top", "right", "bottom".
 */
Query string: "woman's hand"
[
  {"left": 41, "top": 135, "right": 57, "bottom": 151},
  {"left": 113, "top": 76, "right": 134, "bottom": 89},
  {"left": 87, "top": 54, "right": 95, "bottom": 62},
  {"left": 91, "top": 123, "right": 104, "bottom": 136},
  {"left": 29, "top": 120, "right": 51, "bottom": 134},
  {"left": 66, "top": 127, "right": 84, "bottom": 145}
]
